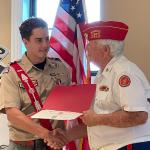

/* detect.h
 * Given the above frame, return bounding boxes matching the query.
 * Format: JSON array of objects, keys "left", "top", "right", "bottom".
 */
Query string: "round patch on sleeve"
[{"left": 119, "top": 75, "right": 131, "bottom": 87}]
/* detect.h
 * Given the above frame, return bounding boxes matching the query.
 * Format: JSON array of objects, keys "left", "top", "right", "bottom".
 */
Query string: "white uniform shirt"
[{"left": 87, "top": 56, "right": 150, "bottom": 150}]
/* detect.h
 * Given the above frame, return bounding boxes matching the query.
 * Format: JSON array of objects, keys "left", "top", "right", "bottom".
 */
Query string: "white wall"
[{"left": 0, "top": 114, "right": 9, "bottom": 145}]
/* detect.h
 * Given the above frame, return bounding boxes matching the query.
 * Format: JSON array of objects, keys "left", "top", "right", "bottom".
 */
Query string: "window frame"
[
  {"left": 11, "top": 0, "right": 34, "bottom": 61},
  {"left": 11, "top": 0, "right": 23, "bottom": 61},
  {"left": 29, "top": 0, "right": 37, "bottom": 17}
]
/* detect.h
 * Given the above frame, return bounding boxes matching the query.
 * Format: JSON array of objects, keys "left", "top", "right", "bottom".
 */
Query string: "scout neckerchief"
[{"left": 10, "top": 62, "right": 53, "bottom": 134}]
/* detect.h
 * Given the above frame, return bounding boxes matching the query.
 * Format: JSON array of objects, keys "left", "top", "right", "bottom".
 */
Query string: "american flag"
[
  {"left": 48, "top": 0, "right": 90, "bottom": 149},
  {"left": 48, "top": 0, "right": 89, "bottom": 84}
]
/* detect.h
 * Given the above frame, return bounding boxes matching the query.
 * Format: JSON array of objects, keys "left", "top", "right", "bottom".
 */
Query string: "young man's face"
[{"left": 23, "top": 27, "right": 49, "bottom": 63}]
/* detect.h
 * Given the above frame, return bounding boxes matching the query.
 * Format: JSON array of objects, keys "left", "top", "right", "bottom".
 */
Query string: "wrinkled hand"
[
  {"left": 80, "top": 110, "right": 98, "bottom": 127},
  {"left": 44, "top": 128, "right": 69, "bottom": 149}
]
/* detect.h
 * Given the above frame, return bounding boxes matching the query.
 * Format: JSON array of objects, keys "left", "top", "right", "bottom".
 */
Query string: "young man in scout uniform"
[
  {"left": 48, "top": 21, "right": 150, "bottom": 150},
  {"left": 0, "top": 17, "right": 70, "bottom": 150}
]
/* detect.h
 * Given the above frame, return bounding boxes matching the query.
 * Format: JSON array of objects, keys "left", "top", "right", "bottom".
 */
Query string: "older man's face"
[
  {"left": 86, "top": 40, "right": 111, "bottom": 70},
  {"left": 86, "top": 41, "right": 104, "bottom": 64}
]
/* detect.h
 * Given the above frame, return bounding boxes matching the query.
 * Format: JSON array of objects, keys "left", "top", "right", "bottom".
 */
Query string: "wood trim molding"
[{"left": 11, "top": 0, "right": 23, "bottom": 61}]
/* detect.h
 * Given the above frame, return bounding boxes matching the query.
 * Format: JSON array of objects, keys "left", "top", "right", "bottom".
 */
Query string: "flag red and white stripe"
[{"left": 48, "top": 0, "right": 89, "bottom": 84}]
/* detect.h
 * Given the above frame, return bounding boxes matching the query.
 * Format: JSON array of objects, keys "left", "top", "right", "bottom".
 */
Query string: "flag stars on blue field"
[
  {"left": 61, "top": 0, "right": 85, "bottom": 23},
  {"left": 76, "top": 0, "right": 80, "bottom": 5},
  {"left": 71, "top": 5, "right": 75, "bottom": 11},
  {"left": 77, "top": 12, "right": 82, "bottom": 18}
]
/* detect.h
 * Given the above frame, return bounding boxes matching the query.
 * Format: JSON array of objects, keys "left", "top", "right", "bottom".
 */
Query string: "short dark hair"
[{"left": 19, "top": 17, "right": 48, "bottom": 40}]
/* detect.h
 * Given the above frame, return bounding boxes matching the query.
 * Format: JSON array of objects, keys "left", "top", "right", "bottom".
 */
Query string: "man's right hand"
[{"left": 44, "top": 128, "right": 69, "bottom": 149}]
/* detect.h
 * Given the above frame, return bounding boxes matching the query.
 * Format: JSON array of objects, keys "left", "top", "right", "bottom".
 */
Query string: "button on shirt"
[
  {"left": 87, "top": 56, "right": 150, "bottom": 150},
  {"left": 0, "top": 54, "right": 71, "bottom": 141}
]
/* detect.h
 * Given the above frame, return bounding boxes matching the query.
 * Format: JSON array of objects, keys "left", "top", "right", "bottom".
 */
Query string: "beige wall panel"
[
  {"left": 0, "top": 0, "right": 11, "bottom": 64},
  {"left": 101, "top": 0, "right": 150, "bottom": 81}
]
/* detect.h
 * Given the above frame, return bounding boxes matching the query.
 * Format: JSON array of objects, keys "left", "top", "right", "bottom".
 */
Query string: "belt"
[{"left": 10, "top": 140, "right": 34, "bottom": 147}]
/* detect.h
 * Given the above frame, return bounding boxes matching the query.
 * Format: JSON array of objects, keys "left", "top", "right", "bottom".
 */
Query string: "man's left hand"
[{"left": 80, "top": 110, "right": 98, "bottom": 127}]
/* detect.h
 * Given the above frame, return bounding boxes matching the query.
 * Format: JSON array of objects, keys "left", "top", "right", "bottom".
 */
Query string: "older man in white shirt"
[{"left": 47, "top": 21, "right": 150, "bottom": 150}]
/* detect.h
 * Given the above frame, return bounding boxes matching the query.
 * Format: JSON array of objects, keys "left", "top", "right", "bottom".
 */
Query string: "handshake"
[
  {"left": 42, "top": 110, "right": 95, "bottom": 149},
  {"left": 43, "top": 128, "right": 71, "bottom": 149}
]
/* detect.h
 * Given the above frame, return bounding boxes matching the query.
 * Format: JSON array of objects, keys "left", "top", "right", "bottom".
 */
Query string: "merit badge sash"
[{"left": 10, "top": 62, "right": 52, "bottom": 131}]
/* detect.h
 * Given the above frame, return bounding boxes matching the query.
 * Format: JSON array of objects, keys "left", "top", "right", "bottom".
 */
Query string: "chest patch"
[
  {"left": 2, "top": 67, "right": 10, "bottom": 74},
  {"left": 99, "top": 85, "right": 109, "bottom": 91},
  {"left": 49, "top": 62, "right": 58, "bottom": 69},
  {"left": 119, "top": 75, "right": 131, "bottom": 87}
]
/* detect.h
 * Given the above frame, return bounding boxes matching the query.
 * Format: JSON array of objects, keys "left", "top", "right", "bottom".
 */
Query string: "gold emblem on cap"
[{"left": 91, "top": 30, "right": 101, "bottom": 39}]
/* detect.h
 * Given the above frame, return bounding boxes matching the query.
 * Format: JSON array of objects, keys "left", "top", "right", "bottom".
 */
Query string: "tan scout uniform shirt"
[
  {"left": 87, "top": 56, "right": 150, "bottom": 150},
  {"left": 0, "top": 54, "right": 70, "bottom": 141}
]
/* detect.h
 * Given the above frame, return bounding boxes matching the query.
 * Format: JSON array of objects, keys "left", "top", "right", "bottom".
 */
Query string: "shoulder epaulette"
[
  {"left": 10, "top": 59, "right": 21, "bottom": 65},
  {"left": 1, "top": 67, "right": 10, "bottom": 74}
]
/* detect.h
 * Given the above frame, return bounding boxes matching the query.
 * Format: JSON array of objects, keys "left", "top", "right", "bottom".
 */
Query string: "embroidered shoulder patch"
[
  {"left": 119, "top": 75, "right": 131, "bottom": 87},
  {"left": 2, "top": 67, "right": 10, "bottom": 74}
]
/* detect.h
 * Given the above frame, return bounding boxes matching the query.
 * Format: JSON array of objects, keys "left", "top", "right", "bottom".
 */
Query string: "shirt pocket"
[
  {"left": 94, "top": 90, "right": 109, "bottom": 111},
  {"left": 95, "top": 90, "right": 109, "bottom": 102}
]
